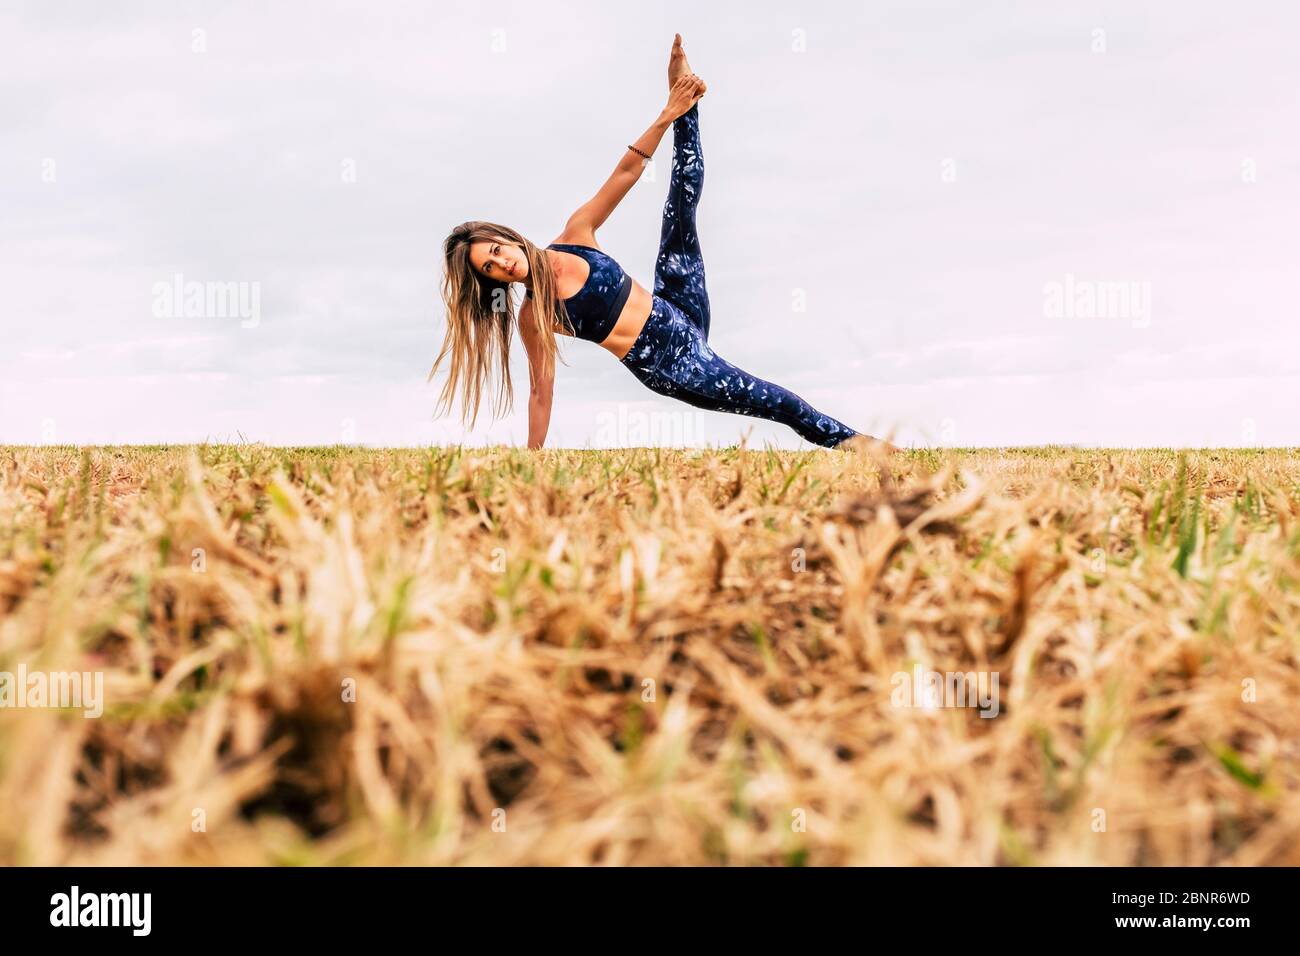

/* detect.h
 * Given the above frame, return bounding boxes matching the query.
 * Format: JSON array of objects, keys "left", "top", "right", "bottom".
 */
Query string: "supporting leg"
[{"left": 623, "top": 298, "right": 859, "bottom": 448}]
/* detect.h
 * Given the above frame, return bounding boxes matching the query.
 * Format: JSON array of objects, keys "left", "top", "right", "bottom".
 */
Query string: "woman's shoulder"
[{"left": 549, "top": 226, "right": 599, "bottom": 249}]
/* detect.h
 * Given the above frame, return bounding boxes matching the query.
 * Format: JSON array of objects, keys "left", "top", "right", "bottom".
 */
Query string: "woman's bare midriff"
[
  {"left": 545, "top": 243, "right": 652, "bottom": 360},
  {"left": 598, "top": 282, "right": 652, "bottom": 359}
]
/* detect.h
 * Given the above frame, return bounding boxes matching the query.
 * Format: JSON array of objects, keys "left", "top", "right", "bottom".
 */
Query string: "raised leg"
[{"left": 653, "top": 105, "right": 711, "bottom": 340}]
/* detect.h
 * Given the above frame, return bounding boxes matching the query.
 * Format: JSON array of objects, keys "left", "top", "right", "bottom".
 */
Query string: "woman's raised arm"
[{"left": 562, "top": 75, "right": 705, "bottom": 240}]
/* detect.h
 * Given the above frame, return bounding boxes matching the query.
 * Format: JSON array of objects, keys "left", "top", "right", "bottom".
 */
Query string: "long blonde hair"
[{"left": 430, "top": 221, "right": 570, "bottom": 428}]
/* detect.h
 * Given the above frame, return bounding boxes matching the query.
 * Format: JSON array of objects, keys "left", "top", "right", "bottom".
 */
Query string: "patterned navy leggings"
[{"left": 621, "top": 105, "right": 861, "bottom": 448}]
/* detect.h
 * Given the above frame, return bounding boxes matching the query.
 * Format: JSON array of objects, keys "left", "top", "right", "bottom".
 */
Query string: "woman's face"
[{"left": 469, "top": 240, "right": 529, "bottom": 282}]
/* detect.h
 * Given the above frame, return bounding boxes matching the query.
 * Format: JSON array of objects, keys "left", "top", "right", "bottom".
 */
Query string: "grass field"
[{"left": 1, "top": 444, "right": 1298, "bottom": 865}]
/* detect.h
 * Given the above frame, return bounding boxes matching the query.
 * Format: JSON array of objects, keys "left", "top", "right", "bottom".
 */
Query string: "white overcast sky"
[{"left": 3, "top": 1, "right": 1297, "bottom": 448}]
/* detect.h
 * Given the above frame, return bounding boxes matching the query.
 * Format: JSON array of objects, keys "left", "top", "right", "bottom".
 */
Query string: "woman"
[{"left": 432, "top": 35, "right": 887, "bottom": 451}]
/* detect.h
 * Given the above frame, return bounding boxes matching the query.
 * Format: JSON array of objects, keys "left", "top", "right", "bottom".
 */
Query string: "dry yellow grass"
[{"left": 1, "top": 444, "right": 1298, "bottom": 865}]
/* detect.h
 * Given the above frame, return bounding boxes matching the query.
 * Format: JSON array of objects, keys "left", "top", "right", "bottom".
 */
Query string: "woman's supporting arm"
[
  {"left": 517, "top": 298, "right": 555, "bottom": 448},
  {"left": 527, "top": 376, "right": 554, "bottom": 449}
]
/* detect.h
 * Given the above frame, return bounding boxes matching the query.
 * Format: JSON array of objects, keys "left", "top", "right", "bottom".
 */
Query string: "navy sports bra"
[{"left": 525, "top": 242, "right": 632, "bottom": 344}]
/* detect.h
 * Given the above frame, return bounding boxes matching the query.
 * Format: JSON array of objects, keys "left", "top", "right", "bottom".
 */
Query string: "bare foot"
[{"left": 668, "top": 33, "right": 691, "bottom": 92}]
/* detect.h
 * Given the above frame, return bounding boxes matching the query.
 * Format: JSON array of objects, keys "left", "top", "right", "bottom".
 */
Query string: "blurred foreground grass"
[{"left": 1, "top": 444, "right": 1298, "bottom": 865}]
